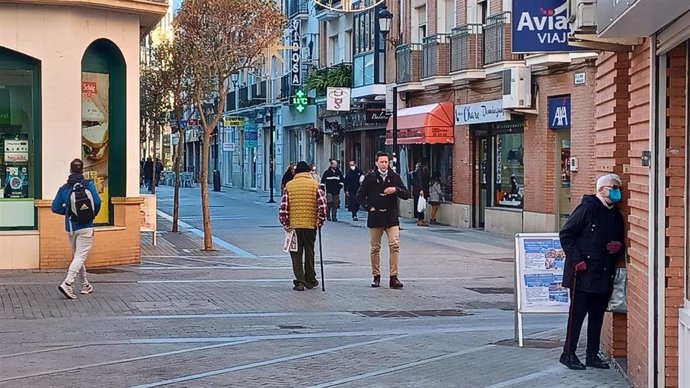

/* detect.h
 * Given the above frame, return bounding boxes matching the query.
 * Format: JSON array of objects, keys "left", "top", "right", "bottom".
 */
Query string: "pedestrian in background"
[
  {"left": 155, "top": 158, "right": 164, "bottom": 186},
  {"left": 411, "top": 161, "right": 430, "bottom": 226},
  {"left": 344, "top": 160, "right": 363, "bottom": 221},
  {"left": 143, "top": 157, "right": 154, "bottom": 192},
  {"left": 279, "top": 161, "right": 327, "bottom": 291},
  {"left": 52, "top": 159, "right": 102, "bottom": 299},
  {"left": 309, "top": 163, "right": 320, "bottom": 182},
  {"left": 559, "top": 173, "right": 625, "bottom": 370},
  {"left": 428, "top": 171, "right": 444, "bottom": 224},
  {"left": 281, "top": 162, "right": 296, "bottom": 193},
  {"left": 321, "top": 159, "right": 344, "bottom": 222},
  {"left": 357, "top": 151, "right": 410, "bottom": 289}
]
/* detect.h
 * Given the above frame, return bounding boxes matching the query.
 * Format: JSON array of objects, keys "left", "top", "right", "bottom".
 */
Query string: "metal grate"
[
  {"left": 465, "top": 287, "right": 514, "bottom": 294},
  {"left": 87, "top": 268, "right": 129, "bottom": 274},
  {"left": 493, "top": 338, "right": 563, "bottom": 349},
  {"left": 430, "top": 229, "right": 464, "bottom": 234},
  {"left": 355, "top": 309, "right": 470, "bottom": 318},
  {"left": 489, "top": 257, "right": 514, "bottom": 263}
]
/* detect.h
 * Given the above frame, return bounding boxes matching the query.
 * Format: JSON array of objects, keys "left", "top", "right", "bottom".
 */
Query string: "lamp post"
[
  {"left": 377, "top": 5, "right": 400, "bottom": 170},
  {"left": 267, "top": 105, "right": 276, "bottom": 203},
  {"left": 205, "top": 100, "right": 221, "bottom": 192}
]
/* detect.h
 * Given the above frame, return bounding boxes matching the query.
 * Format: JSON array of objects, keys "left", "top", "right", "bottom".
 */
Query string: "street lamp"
[
  {"left": 267, "top": 106, "right": 276, "bottom": 203},
  {"left": 377, "top": 5, "right": 401, "bottom": 170},
  {"left": 204, "top": 100, "right": 222, "bottom": 192}
]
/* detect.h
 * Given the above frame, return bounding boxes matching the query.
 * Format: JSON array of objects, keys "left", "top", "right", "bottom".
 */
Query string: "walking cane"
[
  {"left": 564, "top": 270, "right": 579, "bottom": 355},
  {"left": 318, "top": 227, "right": 325, "bottom": 292}
]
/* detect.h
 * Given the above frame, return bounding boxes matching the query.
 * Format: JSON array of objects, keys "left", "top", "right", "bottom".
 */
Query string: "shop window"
[
  {"left": 0, "top": 48, "right": 41, "bottom": 229},
  {"left": 495, "top": 132, "right": 523, "bottom": 208},
  {"left": 81, "top": 39, "right": 127, "bottom": 225}
]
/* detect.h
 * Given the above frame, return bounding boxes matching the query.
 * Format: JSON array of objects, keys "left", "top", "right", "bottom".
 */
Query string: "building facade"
[{"left": 0, "top": 1, "right": 167, "bottom": 269}]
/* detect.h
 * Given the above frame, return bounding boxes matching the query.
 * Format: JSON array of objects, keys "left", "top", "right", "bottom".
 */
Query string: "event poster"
[
  {"left": 81, "top": 72, "right": 109, "bottom": 224},
  {"left": 522, "top": 238, "right": 569, "bottom": 306},
  {"left": 140, "top": 194, "right": 157, "bottom": 232}
]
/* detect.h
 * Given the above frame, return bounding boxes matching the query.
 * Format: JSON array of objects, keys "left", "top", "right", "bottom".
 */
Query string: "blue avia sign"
[
  {"left": 512, "top": 0, "right": 579, "bottom": 53},
  {"left": 548, "top": 95, "right": 571, "bottom": 130}
]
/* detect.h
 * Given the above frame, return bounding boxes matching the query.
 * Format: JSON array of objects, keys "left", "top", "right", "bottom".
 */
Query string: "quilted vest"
[{"left": 285, "top": 173, "right": 319, "bottom": 229}]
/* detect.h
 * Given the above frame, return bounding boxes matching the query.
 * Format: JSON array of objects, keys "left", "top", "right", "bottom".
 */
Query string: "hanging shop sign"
[
  {"left": 365, "top": 104, "right": 390, "bottom": 123},
  {"left": 290, "top": 19, "right": 301, "bottom": 86},
  {"left": 224, "top": 116, "right": 245, "bottom": 127},
  {"left": 512, "top": 0, "right": 581, "bottom": 53},
  {"left": 244, "top": 123, "right": 258, "bottom": 148},
  {"left": 455, "top": 99, "right": 510, "bottom": 125},
  {"left": 548, "top": 95, "right": 571, "bottom": 130},
  {"left": 326, "top": 87, "right": 351, "bottom": 112}
]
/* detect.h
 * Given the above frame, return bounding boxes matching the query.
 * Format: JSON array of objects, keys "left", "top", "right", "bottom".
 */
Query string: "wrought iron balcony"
[
  {"left": 450, "top": 24, "right": 483, "bottom": 72},
  {"left": 421, "top": 34, "right": 450, "bottom": 79},
  {"left": 396, "top": 43, "right": 422, "bottom": 84},
  {"left": 483, "top": 12, "right": 523, "bottom": 66},
  {"left": 288, "top": 0, "right": 309, "bottom": 18}
]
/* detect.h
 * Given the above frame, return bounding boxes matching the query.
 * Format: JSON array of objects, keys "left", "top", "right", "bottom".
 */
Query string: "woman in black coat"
[{"left": 558, "top": 174, "right": 625, "bottom": 371}]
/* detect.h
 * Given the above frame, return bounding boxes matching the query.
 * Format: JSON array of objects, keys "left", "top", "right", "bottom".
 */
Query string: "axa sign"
[
  {"left": 512, "top": 0, "right": 580, "bottom": 53},
  {"left": 548, "top": 95, "right": 571, "bottom": 130}
]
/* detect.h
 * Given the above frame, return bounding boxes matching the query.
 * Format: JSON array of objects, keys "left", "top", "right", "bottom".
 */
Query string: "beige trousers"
[{"left": 369, "top": 226, "right": 400, "bottom": 276}]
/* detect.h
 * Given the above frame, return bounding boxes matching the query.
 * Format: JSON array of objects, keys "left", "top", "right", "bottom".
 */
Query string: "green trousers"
[{"left": 290, "top": 228, "right": 317, "bottom": 286}]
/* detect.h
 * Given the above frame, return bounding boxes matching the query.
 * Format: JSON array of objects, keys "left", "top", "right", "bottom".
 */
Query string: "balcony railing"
[
  {"left": 396, "top": 43, "right": 422, "bottom": 84},
  {"left": 288, "top": 0, "right": 309, "bottom": 18},
  {"left": 450, "top": 24, "right": 483, "bottom": 72},
  {"left": 422, "top": 34, "right": 450, "bottom": 79},
  {"left": 483, "top": 12, "right": 523, "bottom": 66}
]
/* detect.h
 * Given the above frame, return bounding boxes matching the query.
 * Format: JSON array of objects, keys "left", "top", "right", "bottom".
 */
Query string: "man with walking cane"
[
  {"left": 559, "top": 173, "right": 625, "bottom": 370},
  {"left": 279, "top": 161, "right": 328, "bottom": 291}
]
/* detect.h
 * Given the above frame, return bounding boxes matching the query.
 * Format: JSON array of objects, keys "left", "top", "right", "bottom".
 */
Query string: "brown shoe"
[
  {"left": 419, "top": 221, "right": 429, "bottom": 227},
  {"left": 371, "top": 275, "right": 381, "bottom": 288},
  {"left": 389, "top": 276, "right": 403, "bottom": 289}
]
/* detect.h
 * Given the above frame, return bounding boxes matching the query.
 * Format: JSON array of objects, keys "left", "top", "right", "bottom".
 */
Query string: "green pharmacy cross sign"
[{"left": 292, "top": 90, "right": 308, "bottom": 113}]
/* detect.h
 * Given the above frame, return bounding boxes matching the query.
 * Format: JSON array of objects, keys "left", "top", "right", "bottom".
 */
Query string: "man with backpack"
[{"left": 51, "top": 159, "right": 102, "bottom": 299}]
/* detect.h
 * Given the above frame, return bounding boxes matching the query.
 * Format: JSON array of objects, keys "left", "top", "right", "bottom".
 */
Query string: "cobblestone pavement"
[{"left": 0, "top": 186, "right": 630, "bottom": 387}]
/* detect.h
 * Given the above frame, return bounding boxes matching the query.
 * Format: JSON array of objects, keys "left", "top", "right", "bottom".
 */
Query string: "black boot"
[
  {"left": 586, "top": 353, "right": 610, "bottom": 369},
  {"left": 371, "top": 275, "right": 380, "bottom": 288},
  {"left": 559, "top": 352, "right": 586, "bottom": 370},
  {"left": 389, "top": 276, "right": 403, "bottom": 289}
]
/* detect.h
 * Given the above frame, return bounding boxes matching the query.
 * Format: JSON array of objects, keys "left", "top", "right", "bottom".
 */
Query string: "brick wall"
[
  {"left": 663, "top": 44, "right": 687, "bottom": 388},
  {"left": 594, "top": 51, "right": 630, "bottom": 359},
  {"left": 626, "top": 39, "right": 651, "bottom": 388},
  {"left": 36, "top": 198, "right": 143, "bottom": 269}
]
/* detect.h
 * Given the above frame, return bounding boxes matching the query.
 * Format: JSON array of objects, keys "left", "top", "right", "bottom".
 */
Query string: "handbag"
[
  {"left": 417, "top": 196, "right": 427, "bottom": 213},
  {"left": 607, "top": 267, "right": 627, "bottom": 313}
]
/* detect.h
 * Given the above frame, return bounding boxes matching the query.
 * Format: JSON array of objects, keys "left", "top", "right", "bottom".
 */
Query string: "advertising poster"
[
  {"left": 3, "top": 165, "right": 29, "bottom": 198},
  {"left": 4, "top": 138, "right": 29, "bottom": 163},
  {"left": 140, "top": 194, "right": 157, "bottom": 232},
  {"left": 81, "top": 72, "right": 110, "bottom": 224},
  {"left": 516, "top": 235, "right": 570, "bottom": 313}
]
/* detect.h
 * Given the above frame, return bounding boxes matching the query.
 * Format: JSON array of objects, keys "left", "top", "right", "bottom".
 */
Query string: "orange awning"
[{"left": 385, "top": 102, "right": 455, "bottom": 145}]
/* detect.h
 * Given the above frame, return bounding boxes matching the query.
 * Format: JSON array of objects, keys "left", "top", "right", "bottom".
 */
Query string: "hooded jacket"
[
  {"left": 51, "top": 173, "right": 102, "bottom": 232},
  {"left": 559, "top": 194, "right": 625, "bottom": 294}
]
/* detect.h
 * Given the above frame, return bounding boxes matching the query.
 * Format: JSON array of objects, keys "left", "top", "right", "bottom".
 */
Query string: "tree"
[{"left": 176, "top": 0, "right": 286, "bottom": 250}]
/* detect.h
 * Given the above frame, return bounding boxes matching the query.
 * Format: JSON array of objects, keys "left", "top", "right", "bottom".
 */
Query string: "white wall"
[{"left": 0, "top": 5, "right": 142, "bottom": 199}]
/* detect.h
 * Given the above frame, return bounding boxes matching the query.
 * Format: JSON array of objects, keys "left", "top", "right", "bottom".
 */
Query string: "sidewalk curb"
[{"left": 156, "top": 210, "right": 257, "bottom": 259}]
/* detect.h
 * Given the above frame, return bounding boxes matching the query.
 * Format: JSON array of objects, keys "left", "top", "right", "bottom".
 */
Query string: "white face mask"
[{"left": 350, "top": 166, "right": 356, "bottom": 170}]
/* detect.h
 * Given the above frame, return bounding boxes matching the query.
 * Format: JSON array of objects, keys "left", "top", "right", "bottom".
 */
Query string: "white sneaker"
[
  {"left": 58, "top": 282, "right": 76, "bottom": 299},
  {"left": 80, "top": 283, "right": 94, "bottom": 295}
]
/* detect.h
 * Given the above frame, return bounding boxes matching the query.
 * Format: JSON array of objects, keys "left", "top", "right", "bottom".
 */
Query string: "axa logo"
[{"left": 552, "top": 106, "right": 569, "bottom": 127}]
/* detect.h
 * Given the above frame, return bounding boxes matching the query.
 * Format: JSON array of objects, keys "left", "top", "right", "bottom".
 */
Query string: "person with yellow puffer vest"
[{"left": 279, "top": 161, "right": 328, "bottom": 291}]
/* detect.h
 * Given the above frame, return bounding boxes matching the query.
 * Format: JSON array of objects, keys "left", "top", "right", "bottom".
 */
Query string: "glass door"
[
  {"left": 474, "top": 135, "right": 491, "bottom": 228},
  {"left": 556, "top": 132, "right": 571, "bottom": 229}
]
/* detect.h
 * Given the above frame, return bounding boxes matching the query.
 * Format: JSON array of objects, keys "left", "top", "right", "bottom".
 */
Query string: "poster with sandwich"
[{"left": 81, "top": 72, "right": 109, "bottom": 224}]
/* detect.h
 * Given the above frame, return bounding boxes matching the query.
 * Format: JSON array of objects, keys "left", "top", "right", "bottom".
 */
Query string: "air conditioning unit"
[
  {"left": 502, "top": 66, "right": 531, "bottom": 109},
  {"left": 568, "top": 0, "right": 597, "bottom": 33}
]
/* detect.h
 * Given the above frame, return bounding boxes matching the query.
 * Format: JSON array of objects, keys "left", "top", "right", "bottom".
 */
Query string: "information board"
[{"left": 514, "top": 233, "right": 571, "bottom": 347}]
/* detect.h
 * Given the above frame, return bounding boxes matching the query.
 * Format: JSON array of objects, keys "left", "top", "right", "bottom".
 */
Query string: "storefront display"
[
  {"left": 81, "top": 72, "right": 110, "bottom": 224},
  {"left": 495, "top": 133, "right": 524, "bottom": 208}
]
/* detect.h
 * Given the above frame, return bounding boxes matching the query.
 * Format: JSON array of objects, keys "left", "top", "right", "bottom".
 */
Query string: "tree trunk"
[
  {"left": 172, "top": 122, "right": 185, "bottom": 233},
  {"left": 200, "top": 122, "right": 213, "bottom": 250}
]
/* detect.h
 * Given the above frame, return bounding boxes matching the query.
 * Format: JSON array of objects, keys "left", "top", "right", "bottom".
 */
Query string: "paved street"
[{"left": 0, "top": 185, "right": 630, "bottom": 387}]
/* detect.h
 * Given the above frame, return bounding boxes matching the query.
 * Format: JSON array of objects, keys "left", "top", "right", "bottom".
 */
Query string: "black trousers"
[
  {"left": 564, "top": 289, "right": 609, "bottom": 355},
  {"left": 289, "top": 228, "right": 317, "bottom": 286}
]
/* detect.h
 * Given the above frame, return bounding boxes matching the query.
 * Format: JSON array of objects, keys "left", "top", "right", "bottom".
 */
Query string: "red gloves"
[
  {"left": 607, "top": 241, "right": 623, "bottom": 254},
  {"left": 574, "top": 261, "right": 587, "bottom": 272}
]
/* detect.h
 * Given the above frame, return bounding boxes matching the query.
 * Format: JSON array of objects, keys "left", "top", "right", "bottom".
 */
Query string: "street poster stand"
[
  {"left": 140, "top": 194, "right": 157, "bottom": 246},
  {"left": 514, "top": 233, "right": 570, "bottom": 347}
]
